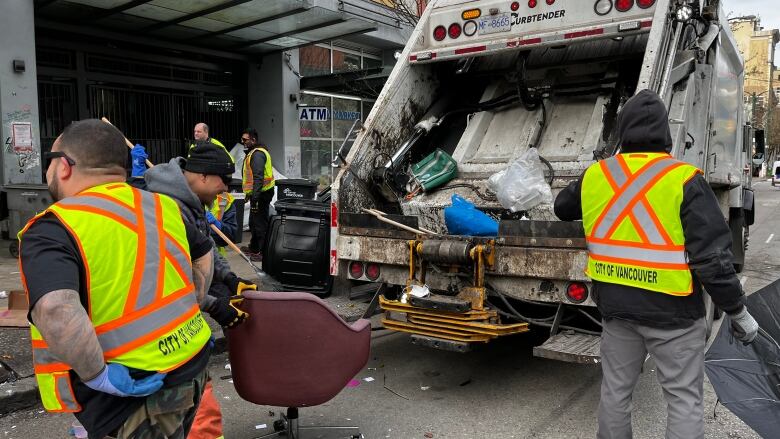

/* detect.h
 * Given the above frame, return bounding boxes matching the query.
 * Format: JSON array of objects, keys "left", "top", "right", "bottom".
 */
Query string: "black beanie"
[
  {"left": 184, "top": 141, "right": 235, "bottom": 175},
  {"left": 616, "top": 89, "right": 673, "bottom": 153}
]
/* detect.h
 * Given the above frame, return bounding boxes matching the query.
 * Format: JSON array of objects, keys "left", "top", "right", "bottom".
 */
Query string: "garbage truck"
[{"left": 329, "top": 0, "right": 754, "bottom": 362}]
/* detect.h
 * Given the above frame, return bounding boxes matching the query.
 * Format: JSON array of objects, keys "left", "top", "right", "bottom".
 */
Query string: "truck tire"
[{"left": 729, "top": 208, "right": 746, "bottom": 273}]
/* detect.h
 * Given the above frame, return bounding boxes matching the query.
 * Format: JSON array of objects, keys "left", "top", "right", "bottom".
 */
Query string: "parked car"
[{"left": 772, "top": 161, "right": 780, "bottom": 186}]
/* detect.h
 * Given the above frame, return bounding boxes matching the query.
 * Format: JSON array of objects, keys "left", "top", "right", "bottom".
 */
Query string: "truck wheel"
[{"left": 729, "top": 208, "right": 745, "bottom": 273}]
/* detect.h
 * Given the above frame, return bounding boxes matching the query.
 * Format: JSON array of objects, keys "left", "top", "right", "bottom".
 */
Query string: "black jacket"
[{"left": 554, "top": 90, "right": 745, "bottom": 328}]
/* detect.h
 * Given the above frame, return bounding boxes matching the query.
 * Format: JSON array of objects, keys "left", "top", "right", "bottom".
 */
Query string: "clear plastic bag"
[{"left": 488, "top": 148, "right": 552, "bottom": 212}]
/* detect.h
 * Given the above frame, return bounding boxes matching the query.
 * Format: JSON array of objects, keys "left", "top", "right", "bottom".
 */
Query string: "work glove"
[
  {"left": 225, "top": 273, "right": 257, "bottom": 295},
  {"left": 205, "top": 211, "right": 222, "bottom": 229},
  {"left": 729, "top": 306, "right": 759, "bottom": 344},
  {"left": 83, "top": 363, "right": 166, "bottom": 397},
  {"left": 206, "top": 296, "right": 248, "bottom": 328},
  {"left": 130, "top": 144, "right": 148, "bottom": 177}
]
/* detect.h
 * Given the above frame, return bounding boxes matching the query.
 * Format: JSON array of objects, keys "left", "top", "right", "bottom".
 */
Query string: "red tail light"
[
  {"left": 365, "top": 263, "right": 380, "bottom": 281},
  {"left": 636, "top": 0, "right": 655, "bottom": 8},
  {"left": 566, "top": 282, "right": 589, "bottom": 303},
  {"left": 448, "top": 23, "right": 462, "bottom": 39},
  {"left": 433, "top": 25, "right": 446, "bottom": 41},
  {"left": 546, "top": 0, "right": 555, "bottom": 4},
  {"left": 528, "top": 0, "right": 537, "bottom": 8},
  {"left": 349, "top": 261, "right": 364, "bottom": 279},
  {"left": 511, "top": 2, "right": 520, "bottom": 11},
  {"left": 615, "top": 0, "right": 633, "bottom": 12}
]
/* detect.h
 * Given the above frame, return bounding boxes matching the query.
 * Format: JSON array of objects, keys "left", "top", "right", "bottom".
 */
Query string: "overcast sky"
[{"left": 722, "top": 0, "right": 780, "bottom": 61}]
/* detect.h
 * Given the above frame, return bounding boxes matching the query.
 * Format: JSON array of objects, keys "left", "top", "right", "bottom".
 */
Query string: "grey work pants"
[{"left": 597, "top": 318, "right": 706, "bottom": 439}]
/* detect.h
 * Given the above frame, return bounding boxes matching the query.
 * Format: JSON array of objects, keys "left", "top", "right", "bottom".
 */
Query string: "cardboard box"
[{"left": 0, "top": 290, "right": 29, "bottom": 327}]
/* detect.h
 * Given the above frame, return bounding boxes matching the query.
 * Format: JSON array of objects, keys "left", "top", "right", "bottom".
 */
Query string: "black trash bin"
[
  {"left": 262, "top": 198, "right": 331, "bottom": 295},
  {"left": 276, "top": 179, "right": 317, "bottom": 201}
]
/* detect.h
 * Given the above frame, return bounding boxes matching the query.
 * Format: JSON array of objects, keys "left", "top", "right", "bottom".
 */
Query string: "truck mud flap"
[{"left": 533, "top": 332, "right": 601, "bottom": 364}]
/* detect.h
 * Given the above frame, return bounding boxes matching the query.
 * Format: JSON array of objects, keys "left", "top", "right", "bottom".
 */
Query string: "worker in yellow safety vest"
[
  {"left": 554, "top": 90, "right": 758, "bottom": 439},
  {"left": 240, "top": 128, "right": 275, "bottom": 261},
  {"left": 206, "top": 192, "right": 237, "bottom": 257},
  {"left": 19, "top": 119, "right": 218, "bottom": 439},
  {"left": 190, "top": 122, "right": 233, "bottom": 161}
]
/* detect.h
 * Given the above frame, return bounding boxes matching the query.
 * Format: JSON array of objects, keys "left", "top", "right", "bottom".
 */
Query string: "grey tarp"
[{"left": 705, "top": 278, "right": 780, "bottom": 438}]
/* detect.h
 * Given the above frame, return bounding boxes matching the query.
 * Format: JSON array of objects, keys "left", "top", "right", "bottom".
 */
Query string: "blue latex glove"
[
  {"left": 205, "top": 211, "right": 222, "bottom": 228},
  {"left": 131, "top": 144, "right": 148, "bottom": 177},
  {"left": 83, "top": 363, "right": 166, "bottom": 397}
]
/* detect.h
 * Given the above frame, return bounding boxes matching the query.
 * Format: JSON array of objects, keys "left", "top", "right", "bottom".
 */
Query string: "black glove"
[
  {"left": 205, "top": 296, "right": 248, "bottom": 328},
  {"left": 224, "top": 273, "right": 257, "bottom": 295}
]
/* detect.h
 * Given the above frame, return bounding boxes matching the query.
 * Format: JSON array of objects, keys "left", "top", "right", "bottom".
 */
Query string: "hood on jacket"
[
  {"left": 616, "top": 89, "right": 673, "bottom": 153},
  {"left": 144, "top": 157, "right": 204, "bottom": 216}
]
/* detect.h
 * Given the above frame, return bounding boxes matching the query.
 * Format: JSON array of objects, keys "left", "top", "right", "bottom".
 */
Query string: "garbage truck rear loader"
[{"left": 330, "top": 0, "right": 753, "bottom": 362}]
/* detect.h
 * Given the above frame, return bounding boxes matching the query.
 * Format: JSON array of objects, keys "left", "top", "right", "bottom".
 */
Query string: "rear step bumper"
[{"left": 533, "top": 332, "right": 601, "bottom": 364}]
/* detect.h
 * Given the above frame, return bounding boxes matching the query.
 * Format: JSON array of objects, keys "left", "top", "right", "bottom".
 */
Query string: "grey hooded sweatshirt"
[{"left": 143, "top": 158, "right": 234, "bottom": 296}]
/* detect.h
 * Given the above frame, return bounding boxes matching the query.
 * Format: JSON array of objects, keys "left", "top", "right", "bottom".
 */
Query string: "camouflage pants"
[{"left": 108, "top": 369, "right": 208, "bottom": 439}]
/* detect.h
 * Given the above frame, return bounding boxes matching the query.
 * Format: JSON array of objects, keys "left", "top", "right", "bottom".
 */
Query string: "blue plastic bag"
[{"left": 444, "top": 194, "right": 498, "bottom": 236}]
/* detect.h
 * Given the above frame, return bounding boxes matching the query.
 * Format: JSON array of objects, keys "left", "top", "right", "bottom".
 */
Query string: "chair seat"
[{"left": 227, "top": 291, "right": 371, "bottom": 407}]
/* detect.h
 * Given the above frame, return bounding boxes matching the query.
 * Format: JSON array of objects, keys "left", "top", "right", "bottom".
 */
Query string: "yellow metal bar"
[
  {"left": 381, "top": 319, "right": 492, "bottom": 343},
  {"left": 408, "top": 314, "right": 529, "bottom": 334}
]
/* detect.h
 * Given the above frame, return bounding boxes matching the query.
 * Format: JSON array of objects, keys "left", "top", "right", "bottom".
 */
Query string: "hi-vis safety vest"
[
  {"left": 581, "top": 153, "right": 701, "bottom": 295},
  {"left": 242, "top": 147, "right": 274, "bottom": 195},
  {"left": 19, "top": 183, "right": 211, "bottom": 413},
  {"left": 208, "top": 192, "right": 235, "bottom": 257}
]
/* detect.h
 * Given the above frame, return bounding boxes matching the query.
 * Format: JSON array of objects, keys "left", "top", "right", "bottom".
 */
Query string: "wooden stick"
[
  {"left": 210, "top": 223, "right": 250, "bottom": 263},
  {"left": 367, "top": 208, "right": 438, "bottom": 235},
  {"left": 101, "top": 117, "right": 155, "bottom": 168},
  {"left": 362, "top": 208, "right": 428, "bottom": 235}
]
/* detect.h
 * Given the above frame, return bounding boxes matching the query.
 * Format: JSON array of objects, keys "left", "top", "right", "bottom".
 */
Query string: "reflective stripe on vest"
[
  {"left": 242, "top": 147, "right": 275, "bottom": 195},
  {"left": 19, "top": 183, "right": 211, "bottom": 412},
  {"left": 582, "top": 153, "right": 700, "bottom": 295}
]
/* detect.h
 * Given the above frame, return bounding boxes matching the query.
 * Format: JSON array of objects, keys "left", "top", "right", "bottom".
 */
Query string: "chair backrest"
[{"left": 227, "top": 291, "right": 371, "bottom": 407}]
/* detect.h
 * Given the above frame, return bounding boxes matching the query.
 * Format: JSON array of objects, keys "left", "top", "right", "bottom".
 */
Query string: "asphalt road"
[{"left": 2, "top": 180, "right": 779, "bottom": 438}]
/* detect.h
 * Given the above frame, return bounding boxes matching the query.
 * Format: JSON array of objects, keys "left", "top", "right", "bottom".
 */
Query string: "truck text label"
[{"left": 512, "top": 9, "right": 565, "bottom": 26}]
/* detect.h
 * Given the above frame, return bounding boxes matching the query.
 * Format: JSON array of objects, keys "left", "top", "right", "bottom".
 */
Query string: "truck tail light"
[
  {"left": 546, "top": 0, "right": 555, "bottom": 4},
  {"left": 594, "top": 0, "right": 612, "bottom": 15},
  {"left": 448, "top": 23, "right": 462, "bottom": 39},
  {"left": 365, "top": 263, "right": 380, "bottom": 281},
  {"left": 433, "top": 25, "right": 446, "bottom": 41},
  {"left": 566, "top": 282, "right": 589, "bottom": 303},
  {"left": 349, "top": 261, "right": 364, "bottom": 279},
  {"left": 637, "top": 0, "right": 655, "bottom": 8},
  {"left": 615, "top": 0, "right": 633, "bottom": 12},
  {"left": 528, "top": 0, "right": 537, "bottom": 8},
  {"left": 511, "top": 2, "right": 520, "bottom": 11},
  {"left": 462, "top": 8, "right": 481, "bottom": 20}
]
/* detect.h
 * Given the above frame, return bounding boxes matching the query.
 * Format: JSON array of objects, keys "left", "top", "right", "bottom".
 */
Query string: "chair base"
[{"left": 256, "top": 408, "right": 363, "bottom": 439}]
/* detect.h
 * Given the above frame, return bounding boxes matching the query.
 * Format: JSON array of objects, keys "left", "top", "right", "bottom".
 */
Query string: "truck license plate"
[{"left": 478, "top": 13, "right": 512, "bottom": 35}]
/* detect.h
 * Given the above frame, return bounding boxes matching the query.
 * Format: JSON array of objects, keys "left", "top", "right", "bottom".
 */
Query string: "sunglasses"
[
  {"left": 44, "top": 151, "right": 76, "bottom": 167},
  {"left": 240, "top": 137, "right": 252, "bottom": 143}
]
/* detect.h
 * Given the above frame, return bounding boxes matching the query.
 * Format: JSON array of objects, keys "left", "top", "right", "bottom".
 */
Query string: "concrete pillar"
[
  {"left": 248, "top": 50, "right": 301, "bottom": 178},
  {"left": 0, "top": 0, "right": 42, "bottom": 185}
]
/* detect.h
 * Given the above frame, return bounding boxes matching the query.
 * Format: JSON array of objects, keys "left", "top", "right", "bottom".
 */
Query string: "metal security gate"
[{"left": 37, "top": 44, "right": 246, "bottom": 171}]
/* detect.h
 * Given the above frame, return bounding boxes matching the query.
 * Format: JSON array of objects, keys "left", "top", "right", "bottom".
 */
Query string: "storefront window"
[
  {"left": 333, "top": 97, "right": 361, "bottom": 140},
  {"left": 300, "top": 45, "right": 330, "bottom": 77},
  {"left": 363, "top": 57, "right": 382, "bottom": 69},
  {"left": 299, "top": 94, "right": 332, "bottom": 139},
  {"left": 301, "top": 139, "right": 333, "bottom": 188},
  {"left": 333, "top": 49, "right": 362, "bottom": 73}
]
